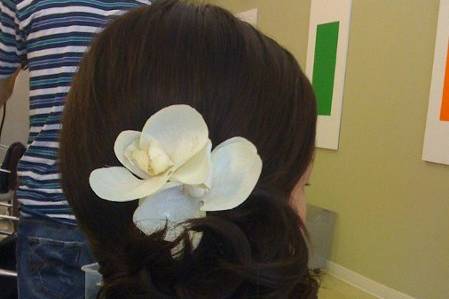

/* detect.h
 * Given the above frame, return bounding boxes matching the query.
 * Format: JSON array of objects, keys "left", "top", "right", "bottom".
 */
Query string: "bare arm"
[{"left": 0, "top": 68, "right": 20, "bottom": 106}]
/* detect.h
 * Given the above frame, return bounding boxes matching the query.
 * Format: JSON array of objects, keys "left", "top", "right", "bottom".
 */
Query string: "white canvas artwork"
[
  {"left": 236, "top": 8, "right": 258, "bottom": 27},
  {"left": 306, "top": 0, "right": 352, "bottom": 150},
  {"left": 422, "top": 0, "right": 449, "bottom": 166}
]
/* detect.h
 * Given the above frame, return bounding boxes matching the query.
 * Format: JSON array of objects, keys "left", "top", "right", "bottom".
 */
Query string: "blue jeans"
[{"left": 16, "top": 216, "right": 94, "bottom": 299}]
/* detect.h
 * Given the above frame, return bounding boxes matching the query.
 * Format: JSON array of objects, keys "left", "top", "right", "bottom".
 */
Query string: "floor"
[{"left": 319, "top": 273, "right": 377, "bottom": 299}]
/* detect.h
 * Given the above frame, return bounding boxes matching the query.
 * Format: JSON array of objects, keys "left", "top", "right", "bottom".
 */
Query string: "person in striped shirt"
[{"left": 0, "top": 0, "right": 150, "bottom": 298}]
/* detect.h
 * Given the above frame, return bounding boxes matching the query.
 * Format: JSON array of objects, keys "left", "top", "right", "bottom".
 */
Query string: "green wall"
[{"left": 209, "top": 1, "right": 449, "bottom": 298}]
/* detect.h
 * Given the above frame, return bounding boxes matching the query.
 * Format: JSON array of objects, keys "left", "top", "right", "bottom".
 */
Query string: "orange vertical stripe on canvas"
[{"left": 441, "top": 41, "right": 449, "bottom": 121}]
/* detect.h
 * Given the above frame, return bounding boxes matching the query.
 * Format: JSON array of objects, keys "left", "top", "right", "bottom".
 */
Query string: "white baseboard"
[{"left": 326, "top": 261, "right": 416, "bottom": 299}]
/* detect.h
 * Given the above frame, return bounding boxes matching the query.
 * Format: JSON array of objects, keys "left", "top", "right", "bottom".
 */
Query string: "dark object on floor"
[
  {"left": 0, "top": 235, "right": 17, "bottom": 299},
  {"left": 306, "top": 204, "right": 337, "bottom": 271}
]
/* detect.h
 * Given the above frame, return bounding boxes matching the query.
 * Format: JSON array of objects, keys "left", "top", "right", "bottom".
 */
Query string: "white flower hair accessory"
[{"left": 89, "top": 105, "right": 262, "bottom": 244}]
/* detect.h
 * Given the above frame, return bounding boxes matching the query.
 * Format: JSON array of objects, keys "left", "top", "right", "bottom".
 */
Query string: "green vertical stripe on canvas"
[{"left": 312, "top": 21, "right": 340, "bottom": 116}]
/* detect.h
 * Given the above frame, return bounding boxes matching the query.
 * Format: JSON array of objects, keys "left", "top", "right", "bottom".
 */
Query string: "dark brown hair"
[{"left": 60, "top": 1, "right": 318, "bottom": 298}]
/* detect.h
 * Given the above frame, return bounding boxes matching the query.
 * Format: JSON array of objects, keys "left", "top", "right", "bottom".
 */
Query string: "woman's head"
[{"left": 60, "top": 0, "right": 317, "bottom": 298}]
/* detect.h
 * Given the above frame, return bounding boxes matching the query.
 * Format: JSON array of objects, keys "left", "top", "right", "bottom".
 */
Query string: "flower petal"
[
  {"left": 200, "top": 138, "right": 262, "bottom": 211},
  {"left": 114, "top": 131, "right": 150, "bottom": 179},
  {"left": 89, "top": 167, "right": 168, "bottom": 202},
  {"left": 214, "top": 136, "right": 257, "bottom": 153},
  {"left": 133, "top": 186, "right": 205, "bottom": 238},
  {"left": 140, "top": 105, "right": 209, "bottom": 166},
  {"left": 170, "top": 140, "right": 211, "bottom": 185}
]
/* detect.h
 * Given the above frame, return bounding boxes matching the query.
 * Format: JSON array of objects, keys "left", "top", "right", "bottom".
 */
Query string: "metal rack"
[
  {"left": 0, "top": 144, "right": 19, "bottom": 278},
  {"left": 0, "top": 194, "right": 18, "bottom": 279}
]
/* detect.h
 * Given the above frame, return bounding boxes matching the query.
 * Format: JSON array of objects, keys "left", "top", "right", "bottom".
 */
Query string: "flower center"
[{"left": 125, "top": 139, "right": 174, "bottom": 176}]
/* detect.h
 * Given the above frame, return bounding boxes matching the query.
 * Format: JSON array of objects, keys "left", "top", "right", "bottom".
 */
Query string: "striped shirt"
[{"left": 0, "top": 0, "right": 150, "bottom": 225}]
